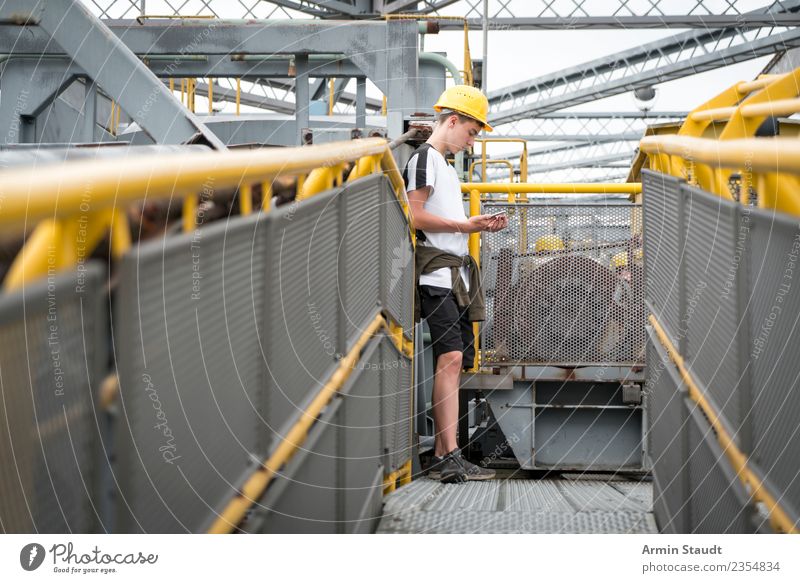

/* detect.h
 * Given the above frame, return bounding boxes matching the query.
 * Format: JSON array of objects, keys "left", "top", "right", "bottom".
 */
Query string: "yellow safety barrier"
[
  {"left": 474, "top": 137, "right": 528, "bottom": 183},
  {"left": 469, "top": 159, "right": 514, "bottom": 183},
  {"left": 639, "top": 135, "right": 800, "bottom": 217},
  {"left": 1, "top": 138, "right": 411, "bottom": 290},
  {"left": 649, "top": 316, "right": 798, "bottom": 535}
]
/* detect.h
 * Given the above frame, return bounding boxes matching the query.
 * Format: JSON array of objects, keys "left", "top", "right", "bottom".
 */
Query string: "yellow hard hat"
[
  {"left": 611, "top": 252, "right": 628, "bottom": 269},
  {"left": 535, "top": 235, "right": 565, "bottom": 253},
  {"left": 433, "top": 85, "right": 493, "bottom": 132}
]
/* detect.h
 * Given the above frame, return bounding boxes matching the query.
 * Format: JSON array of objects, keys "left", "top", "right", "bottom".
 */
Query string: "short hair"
[{"left": 437, "top": 109, "right": 481, "bottom": 128}]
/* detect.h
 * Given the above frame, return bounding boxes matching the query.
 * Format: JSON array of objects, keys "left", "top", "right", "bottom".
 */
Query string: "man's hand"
[{"left": 466, "top": 214, "right": 508, "bottom": 233}]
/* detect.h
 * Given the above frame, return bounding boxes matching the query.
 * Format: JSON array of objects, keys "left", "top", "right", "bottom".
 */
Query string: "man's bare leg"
[{"left": 432, "top": 350, "right": 463, "bottom": 457}]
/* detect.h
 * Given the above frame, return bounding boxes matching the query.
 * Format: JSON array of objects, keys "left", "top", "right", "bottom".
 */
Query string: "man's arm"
[{"left": 407, "top": 186, "right": 507, "bottom": 234}]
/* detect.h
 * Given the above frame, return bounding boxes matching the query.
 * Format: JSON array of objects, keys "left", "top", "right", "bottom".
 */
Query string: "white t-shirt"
[{"left": 404, "top": 143, "right": 469, "bottom": 291}]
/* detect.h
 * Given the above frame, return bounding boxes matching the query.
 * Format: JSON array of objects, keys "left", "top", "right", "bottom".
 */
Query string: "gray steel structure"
[
  {"left": 0, "top": 14, "right": 420, "bottom": 144},
  {"left": 487, "top": 1, "right": 800, "bottom": 126},
  {"left": 642, "top": 169, "right": 800, "bottom": 533}
]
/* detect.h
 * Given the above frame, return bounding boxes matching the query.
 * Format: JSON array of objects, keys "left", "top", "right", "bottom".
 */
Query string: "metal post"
[
  {"left": 83, "top": 78, "right": 98, "bottom": 142},
  {"left": 356, "top": 77, "right": 366, "bottom": 129},
  {"left": 482, "top": 0, "right": 488, "bottom": 90},
  {"left": 295, "top": 53, "right": 309, "bottom": 145}
]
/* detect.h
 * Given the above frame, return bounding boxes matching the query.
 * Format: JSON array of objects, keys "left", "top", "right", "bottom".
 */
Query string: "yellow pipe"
[
  {"left": 328, "top": 78, "right": 335, "bottom": 116},
  {"left": 108, "top": 208, "right": 132, "bottom": 259},
  {"left": 183, "top": 194, "right": 198, "bottom": 233},
  {"left": 649, "top": 315, "right": 798, "bottom": 534},
  {"left": 469, "top": 159, "right": 514, "bottom": 183},
  {"left": 461, "top": 182, "right": 642, "bottom": 194},
  {"left": 261, "top": 180, "right": 273, "bottom": 212},
  {"left": 0, "top": 138, "right": 390, "bottom": 228},
  {"left": 239, "top": 183, "right": 253, "bottom": 216},
  {"left": 236, "top": 78, "right": 241, "bottom": 116},
  {"left": 297, "top": 167, "right": 334, "bottom": 201},
  {"left": 208, "top": 313, "right": 386, "bottom": 534},
  {"left": 3, "top": 220, "right": 61, "bottom": 290},
  {"left": 737, "top": 75, "right": 780, "bottom": 94},
  {"left": 740, "top": 97, "right": 800, "bottom": 118},
  {"left": 208, "top": 77, "right": 213, "bottom": 114},
  {"left": 689, "top": 106, "right": 737, "bottom": 122}
]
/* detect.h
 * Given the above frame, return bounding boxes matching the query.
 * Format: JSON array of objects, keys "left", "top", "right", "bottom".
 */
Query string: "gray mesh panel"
[
  {"left": 115, "top": 215, "right": 265, "bottom": 533},
  {"left": 482, "top": 201, "right": 644, "bottom": 365},
  {"left": 381, "top": 178, "right": 414, "bottom": 332},
  {"left": 747, "top": 209, "right": 800, "bottom": 523},
  {"left": 686, "top": 401, "right": 754, "bottom": 533},
  {"left": 682, "top": 185, "right": 744, "bottom": 442},
  {"left": 0, "top": 265, "right": 106, "bottom": 533},
  {"left": 341, "top": 175, "right": 382, "bottom": 346},
  {"left": 642, "top": 170, "right": 682, "bottom": 342},
  {"left": 263, "top": 191, "right": 341, "bottom": 450},
  {"left": 252, "top": 335, "right": 385, "bottom": 533},
  {"left": 340, "top": 336, "right": 385, "bottom": 533},
  {"left": 645, "top": 327, "right": 688, "bottom": 534}
]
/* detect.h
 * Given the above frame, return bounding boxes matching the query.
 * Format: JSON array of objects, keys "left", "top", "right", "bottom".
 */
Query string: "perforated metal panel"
[
  {"left": 263, "top": 190, "right": 341, "bottom": 452},
  {"left": 683, "top": 184, "right": 746, "bottom": 444},
  {"left": 249, "top": 335, "right": 385, "bottom": 534},
  {"left": 646, "top": 327, "right": 688, "bottom": 534},
  {"left": 0, "top": 265, "right": 106, "bottom": 533},
  {"left": 115, "top": 215, "right": 266, "bottom": 533},
  {"left": 642, "top": 170, "right": 683, "bottom": 344},
  {"left": 747, "top": 208, "right": 800, "bottom": 524},
  {"left": 482, "top": 200, "right": 644, "bottom": 365},
  {"left": 380, "top": 177, "right": 414, "bottom": 333},
  {"left": 379, "top": 336, "right": 413, "bottom": 472},
  {"left": 341, "top": 175, "right": 383, "bottom": 347},
  {"left": 685, "top": 402, "right": 756, "bottom": 533}
]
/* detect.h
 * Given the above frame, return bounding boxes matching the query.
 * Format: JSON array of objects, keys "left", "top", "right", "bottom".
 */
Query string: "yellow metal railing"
[
  {"left": 1, "top": 138, "right": 411, "bottom": 290},
  {"left": 474, "top": 137, "right": 528, "bottom": 183},
  {"left": 649, "top": 315, "right": 798, "bottom": 535},
  {"left": 639, "top": 135, "right": 800, "bottom": 217},
  {"left": 640, "top": 65, "right": 800, "bottom": 215}
]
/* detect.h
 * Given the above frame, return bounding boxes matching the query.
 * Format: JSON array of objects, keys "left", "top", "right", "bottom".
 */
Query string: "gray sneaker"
[
  {"left": 455, "top": 449, "right": 496, "bottom": 481},
  {"left": 427, "top": 450, "right": 467, "bottom": 483}
]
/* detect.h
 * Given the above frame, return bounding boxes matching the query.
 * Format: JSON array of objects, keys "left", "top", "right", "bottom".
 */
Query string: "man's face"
[{"left": 444, "top": 115, "right": 483, "bottom": 153}]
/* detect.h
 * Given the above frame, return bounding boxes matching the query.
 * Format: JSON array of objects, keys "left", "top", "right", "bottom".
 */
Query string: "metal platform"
[{"left": 377, "top": 477, "right": 657, "bottom": 534}]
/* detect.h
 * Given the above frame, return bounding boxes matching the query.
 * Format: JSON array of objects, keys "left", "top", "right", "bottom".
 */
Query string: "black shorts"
[{"left": 418, "top": 285, "right": 475, "bottom": 369}]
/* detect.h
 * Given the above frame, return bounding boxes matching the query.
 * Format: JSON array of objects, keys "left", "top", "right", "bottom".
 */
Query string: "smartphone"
[{"left": 488, "top": 210, "right": 507, "bottom": 218}]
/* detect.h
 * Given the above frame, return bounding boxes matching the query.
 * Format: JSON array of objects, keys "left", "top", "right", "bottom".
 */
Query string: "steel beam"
[
  {"left": 488, "top": 2, "right": 800, "bottom": 125},
  {"left": 0, "top": 1, "right": 225, "bottom": 148},
  {"left": 0, "top": 59, "right": 77, "bottom": 144},
  {"left": 0, "top": 17, "right": 418, "bottom": 135},
  {"left": 436, "top": 15, "right": 800, "bottom": 30}
]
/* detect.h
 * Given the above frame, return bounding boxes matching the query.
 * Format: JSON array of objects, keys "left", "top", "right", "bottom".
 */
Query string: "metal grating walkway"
[{"left": 377, "top": 477, "right": 658, "bottom": 534}]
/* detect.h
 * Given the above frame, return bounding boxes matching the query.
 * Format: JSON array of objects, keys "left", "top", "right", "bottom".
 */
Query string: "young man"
[{"left": 404, "top": 85, "right": 508, "bottom": 483}]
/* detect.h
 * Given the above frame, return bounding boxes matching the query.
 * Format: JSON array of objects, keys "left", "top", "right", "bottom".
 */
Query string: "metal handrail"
[
  {"left": 639, "top": 134, "right": 800, "bottom": 216},
  {"left": 460, "top": 182, "right": 642, "bottom": 194},
  {"left": 650, "top": 315, "right": 798, "bottom": 535},
  {"left": 1, "top": 138, "right": 411, "bottom": 290}
]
